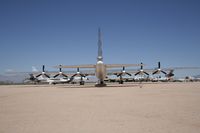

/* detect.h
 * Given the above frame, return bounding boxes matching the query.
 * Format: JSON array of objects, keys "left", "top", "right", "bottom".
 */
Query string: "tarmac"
[{"left": 0, "top": 82, "right": 200, "bottom": 133}]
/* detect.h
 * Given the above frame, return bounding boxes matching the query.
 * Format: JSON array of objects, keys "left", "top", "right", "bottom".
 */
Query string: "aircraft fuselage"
[{"left": 95, "top": 61, "right": 106, "bottom": 82}]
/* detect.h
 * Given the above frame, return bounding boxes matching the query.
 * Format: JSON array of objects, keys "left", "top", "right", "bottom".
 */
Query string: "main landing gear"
[
  {"left": 80, "top": 81, "right": 85, "bottom": 85},
  {"left": 95, "top": 80, "right": 107, "bottom": 87},
  {"left": 119, "top": 76, "right": 124, "bottom": 84},
  {"left": 119, "top": 80, "right": 124, "bottom": 84}
]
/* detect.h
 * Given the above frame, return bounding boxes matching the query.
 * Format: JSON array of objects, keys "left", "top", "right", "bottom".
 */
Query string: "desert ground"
[{"left": 0, "top": 82, "right": 200, "bottom": 133}]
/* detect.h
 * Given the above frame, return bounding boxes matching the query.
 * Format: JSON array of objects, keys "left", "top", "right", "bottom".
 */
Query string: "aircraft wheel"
[
  {"left": 119, "top": 80, "right": 124, "bottom": 84},
  {"left": 80, "top": 81, "right": 85, "bottom": 85}
]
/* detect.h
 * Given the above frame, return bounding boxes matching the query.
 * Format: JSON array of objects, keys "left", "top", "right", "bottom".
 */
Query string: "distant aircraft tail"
[
  {"left": 97, "top": 28, "right": 103, "bottom": 61},
  {"left": 32, "top": 66, "right": 38, "bottom": 72}
]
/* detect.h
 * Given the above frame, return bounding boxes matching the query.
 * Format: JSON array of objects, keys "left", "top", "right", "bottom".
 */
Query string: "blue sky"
[{"left": 0, "top": 0, "right": 200, "bottom": 77}]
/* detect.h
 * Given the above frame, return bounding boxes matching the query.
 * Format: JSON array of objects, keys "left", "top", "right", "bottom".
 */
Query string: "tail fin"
[{"left": 97, "top": 28, "right": 103, "bottom": 61}]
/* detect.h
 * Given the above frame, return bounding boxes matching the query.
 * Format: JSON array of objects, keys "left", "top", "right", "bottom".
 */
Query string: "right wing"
[{"left": 54, "top": 64, "right": 96, "bottom": 76}]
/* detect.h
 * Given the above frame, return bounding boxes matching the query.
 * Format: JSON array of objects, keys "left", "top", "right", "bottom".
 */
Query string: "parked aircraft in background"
[{"left": 23, "top": 74, "right": 40, "bottom": 84}]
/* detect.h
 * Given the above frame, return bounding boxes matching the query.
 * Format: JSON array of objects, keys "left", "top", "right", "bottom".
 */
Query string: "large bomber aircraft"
[
  {"left": 25, "top": 29, "right": 200, "bottom": 86},
  {"left": 55, "top": 29, "right": 142, "bottom": 86}
]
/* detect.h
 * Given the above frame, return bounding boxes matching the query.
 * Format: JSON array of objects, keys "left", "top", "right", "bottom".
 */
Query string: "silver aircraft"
[{"left": 56, "top": 29, "right": 141, "bottom": 87}]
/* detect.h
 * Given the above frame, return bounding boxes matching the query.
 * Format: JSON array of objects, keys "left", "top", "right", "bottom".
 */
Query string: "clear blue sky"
[{"left": 0, "top": 0, "right": 200, "bottom": 76}]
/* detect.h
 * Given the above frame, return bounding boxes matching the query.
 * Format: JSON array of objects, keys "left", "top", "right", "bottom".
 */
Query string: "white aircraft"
[{"left": 56, "top": 28, "right": 141, "bottom": 87}]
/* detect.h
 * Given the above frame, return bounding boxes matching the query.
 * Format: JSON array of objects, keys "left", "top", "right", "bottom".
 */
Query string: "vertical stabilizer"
[{"left": 97, "top": 28, "right": 103, "bottom": 61}]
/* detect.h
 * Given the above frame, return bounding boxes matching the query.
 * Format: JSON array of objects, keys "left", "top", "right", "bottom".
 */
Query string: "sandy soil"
[{"left": 0, "top": 82, "right": 200, "bottom": 133}]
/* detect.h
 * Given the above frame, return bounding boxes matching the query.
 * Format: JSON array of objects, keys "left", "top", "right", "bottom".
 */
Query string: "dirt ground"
[{"left": 0, "top": 82, "right": 200, "bottom": 133}]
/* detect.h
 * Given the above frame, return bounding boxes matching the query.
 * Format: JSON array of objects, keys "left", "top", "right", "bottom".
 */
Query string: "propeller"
[
  {"left": 152, "top": 62, "right": 167, "bottom": 75},
  {"left": 135, "top": 62, "right": 149, "bottom": 76},
  {"left": 70, "top": 68, "right": 87, "bottom": 85},
  {"left": 36, "top": 65, "right": 50, "bottom": 78},
  {"left": 54, "top": 65, "right": 68, "bottom": 78},
  {"left": 71, "top": 68, "right": 86, "bottom": 78},
  {"left": 114, "top": 66, "right": 132, "bottom": 84},
  {"left": 117, "top": 66, "right": 132, "bottom": 77}
]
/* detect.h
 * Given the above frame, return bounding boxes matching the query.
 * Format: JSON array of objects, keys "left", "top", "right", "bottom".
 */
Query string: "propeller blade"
[
  {"left": 158, "top": 62, "right": 161, "bottom": 69},
  {"left": 125, "top": 72, "right": 132, "bottom": 76},
  {"left": 123, "top": 66, "right": 125, "bottom": 71},
  {"left": 44, "top": 74, "right": 50, "bottom": 78},
  {"left": 42, "top": 65, "right": 45, "bottom": 72},
  {"left": 72, "top": 74, "right": 77, "bottom": 78},
  {"left": 36, "top": 74, "right": 42, "bottom": 78},
  {"left": 117, "top": 73, "right": 122, "bottom": 77},
  {"left": 152, "top": 70, "right": 158, "bottom": 75},
  {"left": 54, "top": 74, "right": 59, "bottom": 78},
  {"left": 161, "top": 70, "right": 167, "bottom": 75},
  {"left": 141, "top": 62, "right": 143, "bottom": 70},
  {"left": 144, "top": 71, "right": 149, "bottom": 75},
  {"left": 135, "top": 72, "right": 140, "bottom": 76},
  {"left": 62, "top": 73, "right": 68, "bottom": 78}
]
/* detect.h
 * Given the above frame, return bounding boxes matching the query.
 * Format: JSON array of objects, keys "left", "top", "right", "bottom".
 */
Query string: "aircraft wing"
[
  {"left": 106, "top": 64, "right": 142, "bottom": 68},
  {"left": 167, "top": 67, "right": 200, "bottom": 70},
  {"left": 55, "top": 64, "right": 96, "bottom": 68},
  {"left": 162, "top": 67, "right": 200, "bottom": 71},
  {"left": 53, "top": 65, "right": 96, "bottom": 77},
  {"left": 55, "top": 64, "right": 142, "bottom": 69},
  {"left": 65, "top": 70, "right": 96, "bottom": 76},
  {"left": 106, "top": 69, "right": 152, "bottom": 75}
]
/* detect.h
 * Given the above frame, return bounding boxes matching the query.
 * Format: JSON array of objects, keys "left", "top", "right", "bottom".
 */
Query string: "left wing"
[
  {"left": 106, "top": 64, "right": 143, "bottom": 68},
  {"left": 163, "top": 67, "right": 200, "bottom": 71}
]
